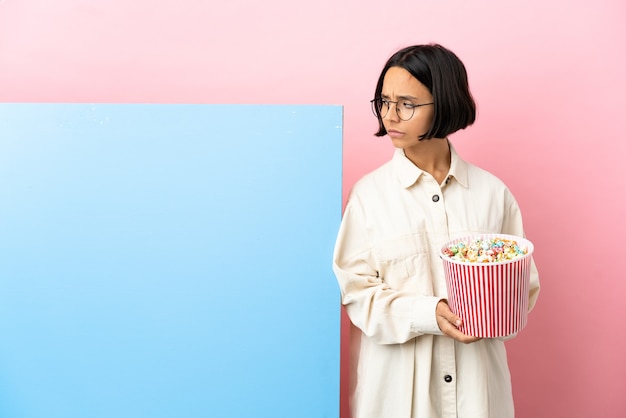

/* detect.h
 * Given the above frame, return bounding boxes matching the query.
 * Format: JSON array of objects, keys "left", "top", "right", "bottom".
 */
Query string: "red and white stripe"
[{"left": 441, "top": 234, "right": 533, "bottom": 338}]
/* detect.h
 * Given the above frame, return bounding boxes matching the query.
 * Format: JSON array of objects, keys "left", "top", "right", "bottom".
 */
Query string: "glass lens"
[
  {"left": 371, "top": 99, "right": 388, "bottom": 118},
  {"left": 397, "top": 101, "right": 414, "bottom": 120},
  {"left": 371, "top": 99, "right": 378, "bottom": 117}
]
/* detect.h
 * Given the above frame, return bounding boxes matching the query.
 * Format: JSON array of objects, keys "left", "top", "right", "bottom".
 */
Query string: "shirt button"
[
  {"left": 432, "top": 194, "right": 440, "bottom": 202},
  {"left": 444, "top": 374, "right": 453, "bottom": 383}
]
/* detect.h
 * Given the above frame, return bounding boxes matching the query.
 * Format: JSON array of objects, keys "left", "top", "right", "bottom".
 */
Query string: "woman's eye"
[{"left": 401, "top": 102, "right": 415, "bottom": 109}]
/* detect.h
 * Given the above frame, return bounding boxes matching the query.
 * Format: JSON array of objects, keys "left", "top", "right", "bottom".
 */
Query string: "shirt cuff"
[{"left": 410, "top": 296, "right": 445, "bottom": 336}]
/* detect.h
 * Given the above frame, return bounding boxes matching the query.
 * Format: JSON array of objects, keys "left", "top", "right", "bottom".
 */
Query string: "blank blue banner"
[{"left": 0, "top": 104, "right": 342, "bottom": 418}]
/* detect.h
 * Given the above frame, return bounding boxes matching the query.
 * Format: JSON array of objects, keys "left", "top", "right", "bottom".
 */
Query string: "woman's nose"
[{"left": 383, "top": 103, "right": 399, "bottom": 122}]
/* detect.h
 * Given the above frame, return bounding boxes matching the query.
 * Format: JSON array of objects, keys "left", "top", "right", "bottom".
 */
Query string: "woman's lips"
[{"left": 387, "top": 129, "right": 404, "bottom": 138}]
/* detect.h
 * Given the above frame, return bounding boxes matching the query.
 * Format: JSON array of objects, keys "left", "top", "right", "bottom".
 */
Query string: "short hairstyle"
[{"left": 373, "top": 44, "right": 476, "bottom": 140}]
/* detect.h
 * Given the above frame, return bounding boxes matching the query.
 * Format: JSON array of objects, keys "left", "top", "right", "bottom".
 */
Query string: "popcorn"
[{"left": 442, "top": 237, "right": 528, "bottom": 263}]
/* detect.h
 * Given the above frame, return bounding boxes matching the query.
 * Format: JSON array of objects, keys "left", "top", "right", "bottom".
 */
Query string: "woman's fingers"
[{"left": 436, "top": 300, "right": 481, "bottom": 344}]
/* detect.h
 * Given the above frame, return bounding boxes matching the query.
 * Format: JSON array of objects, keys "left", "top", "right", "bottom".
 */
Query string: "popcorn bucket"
[{"left": 440, "top": 234, "right": 534, "bottom": 338}]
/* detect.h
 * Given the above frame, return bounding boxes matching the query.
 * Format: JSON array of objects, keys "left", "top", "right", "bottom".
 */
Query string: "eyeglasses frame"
[{"left": 370, "top": 98, "right": 434, "bottom": 121}]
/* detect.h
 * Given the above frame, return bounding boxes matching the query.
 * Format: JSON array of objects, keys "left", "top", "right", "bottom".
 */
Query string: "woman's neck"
[{"left": 404, "top": 138, "right": 451, "bottom": 184}]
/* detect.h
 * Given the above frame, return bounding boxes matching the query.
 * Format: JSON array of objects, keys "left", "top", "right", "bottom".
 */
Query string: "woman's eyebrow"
[{"left": 380, "top": 93, "right": 418, "bottom": 100}]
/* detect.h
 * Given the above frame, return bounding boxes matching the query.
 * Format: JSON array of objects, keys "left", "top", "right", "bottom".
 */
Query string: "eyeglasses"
[{"left": 370, "top": 98, "right": 434, "bottom": 121}]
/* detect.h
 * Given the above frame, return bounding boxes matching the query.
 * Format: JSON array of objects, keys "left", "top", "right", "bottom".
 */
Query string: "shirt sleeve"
[
  {"left": 333, "top": 193, "right": 443, "bottom": 345},
  {"left": 501, "top": 191, "right": 541, "bottom": 313}
]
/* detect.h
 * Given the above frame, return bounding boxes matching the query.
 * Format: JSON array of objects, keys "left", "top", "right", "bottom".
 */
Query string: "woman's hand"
[{"left": 436, "top": 300, "right": 482, "bottom": 344}]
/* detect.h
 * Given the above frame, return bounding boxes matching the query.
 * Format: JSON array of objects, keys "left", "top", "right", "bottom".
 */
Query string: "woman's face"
[{"left": 380, "top": 66, "right": 435, "bottom": 149}]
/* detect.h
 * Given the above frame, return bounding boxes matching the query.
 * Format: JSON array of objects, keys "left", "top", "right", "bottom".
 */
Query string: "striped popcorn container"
[{"left": 440, "top": 234, "right": 534, "bottom": 338}]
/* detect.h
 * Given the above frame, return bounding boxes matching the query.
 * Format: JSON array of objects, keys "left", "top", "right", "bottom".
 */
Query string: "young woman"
[{"left": 333, "top": 44, "right": 540, "bottom": 418}]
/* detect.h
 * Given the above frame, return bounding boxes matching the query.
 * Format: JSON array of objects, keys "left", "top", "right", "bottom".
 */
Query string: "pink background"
[{"left": 2, "top": 1, "right": 625, "bottom": 417}]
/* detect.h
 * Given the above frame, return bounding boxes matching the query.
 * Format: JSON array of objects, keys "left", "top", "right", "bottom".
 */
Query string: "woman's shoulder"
[
  {"left": 451, "top": 144, "right": 510, "bottom": 190},
  {"left": 350, "top": 159, "right": 396, "bottom": 195},
  {"left": 457, "top": 156, "right": 509, "bottom": 188}
]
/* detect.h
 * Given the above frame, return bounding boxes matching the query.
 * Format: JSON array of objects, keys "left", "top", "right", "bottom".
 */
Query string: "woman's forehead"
[{"left": 382, "top": 67, "right": 430, "bottom": 97}]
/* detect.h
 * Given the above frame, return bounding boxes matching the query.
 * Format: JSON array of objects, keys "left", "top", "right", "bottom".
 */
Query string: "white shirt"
[{"left": 333, "top": 145, "right": 540, "bottom": 418}]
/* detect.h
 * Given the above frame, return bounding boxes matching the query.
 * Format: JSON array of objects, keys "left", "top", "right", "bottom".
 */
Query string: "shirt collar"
[
  {"left": 448, "top": 144, "right": 469, "bottom": 188},
  {"left": 392, "top": 141, "right": 470, "bottom": 189}
]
